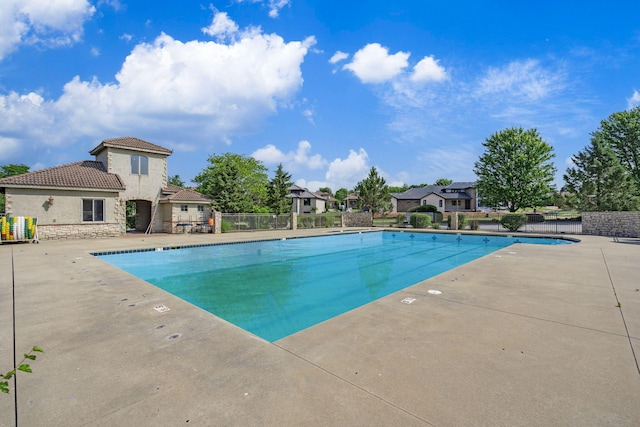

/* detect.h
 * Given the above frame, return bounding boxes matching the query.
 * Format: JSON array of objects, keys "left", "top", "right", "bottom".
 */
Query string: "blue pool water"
[{"left": 96, "top": 231, "right": 571, "bottom": 341}]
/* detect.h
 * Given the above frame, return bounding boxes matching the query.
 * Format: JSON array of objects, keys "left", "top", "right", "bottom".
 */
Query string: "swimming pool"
[{"left": 96, "top": 231, "right": 572, "bottom": 341}]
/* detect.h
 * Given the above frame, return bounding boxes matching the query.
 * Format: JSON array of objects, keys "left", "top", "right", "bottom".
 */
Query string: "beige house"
[{"left": 0, "top": 137, "right": 212, "bottom": 239}]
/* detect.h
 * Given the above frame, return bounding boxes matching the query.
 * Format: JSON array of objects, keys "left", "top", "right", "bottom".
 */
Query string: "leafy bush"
[
  {"left": 469, "top": 219, "right": 479, "bottom": 230},
  {"left": 409, "top": 204, "right": 438, "bottom": 213},
  {"left": 432, "top": 222, "right": 440, "bottom": 229},
  {"left": 410, "top": 213, "right": 432, "bottom": 228},
  {"left": 500, "top": 213, "right": 527, "bottom": 231},
  {"left": 396, "top": 215, "right": 406, "bottom": 226},
  {"left": 525, "top": 213, "right": 545, "bottom": 223}
]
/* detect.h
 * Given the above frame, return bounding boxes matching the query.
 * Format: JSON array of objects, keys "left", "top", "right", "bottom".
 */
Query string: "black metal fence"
[{"left": 475, "top": 212, "right": 582, "bottom": 235}]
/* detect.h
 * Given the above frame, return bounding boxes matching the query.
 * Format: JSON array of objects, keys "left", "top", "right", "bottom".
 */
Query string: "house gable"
[{"left": 89, "top": 137, "right": 171, "bottom": 201}]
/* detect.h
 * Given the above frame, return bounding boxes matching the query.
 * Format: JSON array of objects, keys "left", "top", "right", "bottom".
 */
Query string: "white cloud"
[
  {"left": 267, "top": 0, "right": 290, "bottom": 18},
  {"left": 0, "top": 15, "right": 316, "bottom": 150},
  {"left": 202, "top": 11, "right": 239, "bottom": 40},
  {"left": 343, "top": 43, "right": 409, "bottom": 84},
  {"left": 627, "top": 90, "right": 640, "bottom": 109},
  {"left": 416, "top": 146, "right": 478, "bottom": 183},
  {"left": 0, "top": 136, "right": 21, "bottom": 162},
  {"left": 410, "top": 56, "right": 448, "bottom": 83},
  {"left": 325, "top": 148, "right": 370, "bottom": 189},
  {"left": 329, "top": 51, "right": 349, "bottom": 64},
  {"left": 234, "top": 0, "right": 290, "bottom": 18},
  {"left": 252, "top": 140, "right": 326, "bottom": 172},
  {"left": 476, "top": 59, "right": 564, "bottom": 102},
  {"left": 0, "top": 0, "right": 95, "bottom": 61}
]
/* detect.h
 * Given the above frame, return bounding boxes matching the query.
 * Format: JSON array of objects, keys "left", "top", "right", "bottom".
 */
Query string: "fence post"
[
  {"left": 291, "top": 212, "right": 297, "bottom": 230},
  {"left": 213, "top": 211, "right": 222, "bottom": 234}
]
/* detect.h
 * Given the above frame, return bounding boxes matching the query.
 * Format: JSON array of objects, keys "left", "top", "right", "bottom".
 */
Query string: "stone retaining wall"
[
  {"left": 582, "top": 211, "right": 640, "bottom": 238},
  {"left": 37, "top": 223, "right": 121, "bottom": 240}
]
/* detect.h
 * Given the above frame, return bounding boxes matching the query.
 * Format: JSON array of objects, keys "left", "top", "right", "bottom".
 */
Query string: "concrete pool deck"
[{"left": 1, "top": 229, "right": 639, "bottom": 426}]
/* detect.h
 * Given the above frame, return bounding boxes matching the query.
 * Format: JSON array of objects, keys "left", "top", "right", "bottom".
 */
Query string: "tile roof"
[
  {"left": 160, "top": 188, "right": 211, "bottom": 202},
  {"left": 0, "top": 161, "right": 126, "bottom": 191},
  {"left": 89, "top": 137, "right": 173, "bottom": 156}
]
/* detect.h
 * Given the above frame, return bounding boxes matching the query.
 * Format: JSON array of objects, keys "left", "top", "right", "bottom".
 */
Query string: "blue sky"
[{"left": 1, "top": 0, "right": 639, "bottom": 191}]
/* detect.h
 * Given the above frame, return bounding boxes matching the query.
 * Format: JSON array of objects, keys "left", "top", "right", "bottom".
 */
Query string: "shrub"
[
  {"left": 410, "top": 213, "right": 432, "bottom": 228},
  {"left": 396, "top": 215, "right": 406, "bottom": 226},
  {"left": 221, "top": 220, "right": 233, "bottom": 233},
  {"left": 525, "top": 213, "right": 545, "bottom": 223},
  {"left": 500, "top": 213, "right": 527, "bottom": 232},
  {"left": 458, "top": 213, "right": 467, "bottom": 229},
  {"left": 409, "top": 204, "right": 438, "bottom": 213},
  {"left": 469, "top": 219, "right": 479, "bottom": 230},
  {"left": 432, "top": 222, "right": 440, "bottom": 229}
]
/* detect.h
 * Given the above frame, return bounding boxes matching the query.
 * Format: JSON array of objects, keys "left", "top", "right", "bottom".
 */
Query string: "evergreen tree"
[
  {"left": 354, "top": 167, "right": 390, "bottom": 213},
  {"left": 267, "top": 164, "right": 293, "bottom": 214},
  {"left": 564, "top": 134, "right": 640, "bottom": 211},
  {"left": 168, "top": 174, "right": 185, "bottom": 187},
  {"left": 597, "top": 106, "right": 640, "bottom": 192}
]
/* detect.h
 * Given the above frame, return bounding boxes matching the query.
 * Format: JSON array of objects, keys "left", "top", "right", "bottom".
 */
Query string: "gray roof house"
[
  {"left": 287, "top": 184, "right": 328, "bottom": 214},
  {"left": 0, "top": 137, "right": 212, "bottom": 239},
  {"left": 391, "top": 182, "right": 477, "bottom": 213}
]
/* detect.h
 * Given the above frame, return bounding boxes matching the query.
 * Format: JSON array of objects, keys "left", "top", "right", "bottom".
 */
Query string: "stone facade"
[
  {"left": 37, "top": 223, "right": 121, "bottom": 240},
  {"left": 342, "top": 212, "right": 373, "bottom": 227},
  {"left": 582, "top": 211, "right": 640, "bottom": 238}
]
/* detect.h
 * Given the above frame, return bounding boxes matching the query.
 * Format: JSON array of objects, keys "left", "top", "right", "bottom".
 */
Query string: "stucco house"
[
  {"left": 287, "top": 184, "right": 327, "bottom": 214},
  {"left": 0, "top": 137, "right": 212, "bottom": 239},
  {"left": 391, "top": 182, "right": 478, "bottom": 213}
]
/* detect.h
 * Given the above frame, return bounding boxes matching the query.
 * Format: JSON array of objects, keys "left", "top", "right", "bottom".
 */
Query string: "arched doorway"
[{"left": 126, "top": 200, "right": 152, "bottom": 232}]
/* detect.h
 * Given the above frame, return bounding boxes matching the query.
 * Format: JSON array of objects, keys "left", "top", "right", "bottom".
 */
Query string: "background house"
[
  {"left": 287, "top": 184, "right": 327, "bottom": 214},
  {"left": 391, "top": 182, "right": 477, "bottom": 213},
  {"left": 0, "top": 137, "right": 212, "bottom": 239}
]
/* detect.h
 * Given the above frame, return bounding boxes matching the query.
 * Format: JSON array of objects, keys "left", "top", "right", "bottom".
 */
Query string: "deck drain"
[
  {"left": 168, "top": 334, "right": 181, "bottom": 340},
  {"left": 401, "top": 297, "right": 416, "bottom": 304},
  {"left": 156, "top": 325, "right": 166, "bottom": 329},
  {"left": 154, "top": 305, "right": 170, "bottom": 313},
  {"left": 427, "top": 290, "right": 442, "bottom": 295}
]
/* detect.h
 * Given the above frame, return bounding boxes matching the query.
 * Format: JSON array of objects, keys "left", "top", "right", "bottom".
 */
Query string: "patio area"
[{"left": 1, "top": 229, "right": 639, "bottom": 426}]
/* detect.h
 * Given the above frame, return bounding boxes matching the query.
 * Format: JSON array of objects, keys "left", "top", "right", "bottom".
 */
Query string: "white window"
[
  {"left": 131, "top": 155, "right": 149, "bottom": 175},
  {"left": 83, "top": 199, "right": 104, "bottom": 222},
  {"left": 180, "top": 205, "right": 188, "bottom": 212}
]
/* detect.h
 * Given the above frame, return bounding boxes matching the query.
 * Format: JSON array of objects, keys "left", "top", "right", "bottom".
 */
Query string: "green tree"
[
  {"left": 388, "top": 184, "right": 409, "bottom": 193},
  {"left": 564, "top": 134, "right": 640, "bottom": 211},
  {"left": 318, "top": 187, "right": 332, "bottom": 195},
  {"left": 434, "top": 178, "right": 453, "bottom": 186},
  {"left": 194, "top": 153, "right": 268, "bottom": 213},
  {"left": 168, "top": 174, "right": 185, "bottom": 187},
  {"left": 0, "top": 164, "right": 30, "bottom": 178},
  {"left": 354, "top": 167, "right": 390, "bottom": 213},
  {"left": 267, "top": 164, "right": 293, "bottom": 214},
  {"left": 474, "top": 127, "right": 556, "bottom": 212},
  {"left": 335, "top": 188, "right": 348, "bottom": 205},
  {"left": 0, "top": 164, "right": 30, "bottom": 213},
  {"left": 597, "top": 106, "right": 640, "bottom": 191}
]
